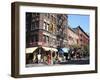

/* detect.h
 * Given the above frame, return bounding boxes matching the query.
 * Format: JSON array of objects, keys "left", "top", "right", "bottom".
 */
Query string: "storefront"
[
  {"left": 42, "top": 47, "right": 58, "bottom": 65},
  {"left": 26, "top": 47, "right": 58, "bottom": 65},
  {"left": 26, "top": 47, "right": 38, "bottom": 64}
]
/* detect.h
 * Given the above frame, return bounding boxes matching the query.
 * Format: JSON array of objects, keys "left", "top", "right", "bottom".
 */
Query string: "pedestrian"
[
  {"left": 37, "top": 54, "right": 41, "bottom": 64},
  {"left": 47, "top": 54, "right": 51, "bottom": 65}
]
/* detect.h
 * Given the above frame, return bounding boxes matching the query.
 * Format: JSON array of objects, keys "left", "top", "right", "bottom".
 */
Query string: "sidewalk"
[{"left": 26, "top": 63, "right": 48, "bottom": 67}]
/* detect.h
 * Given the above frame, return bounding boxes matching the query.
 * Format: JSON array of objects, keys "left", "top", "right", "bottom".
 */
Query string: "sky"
[{"left": 68, "top": 14, "right": 90, "bottom": 34}]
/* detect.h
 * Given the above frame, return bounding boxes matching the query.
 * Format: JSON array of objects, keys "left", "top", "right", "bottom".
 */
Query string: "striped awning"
[
  {"left": 58, "top": 48, "right": 69, "bottom": 54},
  {"left": 43, "top": 47, "right": 58, "bottom": 52},
  {"left": 61, "top": 48, "right": 69, "bottom": 53},
  {"left": 26, "top": 47, "right": 38, "bottom": 54}
]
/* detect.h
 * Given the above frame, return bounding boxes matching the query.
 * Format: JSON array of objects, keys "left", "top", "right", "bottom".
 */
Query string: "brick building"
[
  {"left": 26, "top": 13, "right": 59, "bottom": 64},
  {"left": 26, "top": 13, "right": 89, "bottom": 64},
  {"left": 56, "top": 14, "right": 68, "bottom": 48},
  {"left": 73, "top": 26, "right": 89, "bottom": 47},
  {"left": 26, "top": 13, "right": 89, "bottom": 53},
  {"left": 66, "top": 26, "right": 79, "bottom": 48},
  {"left": 26, "top": 13, "right": 57, "bottom": 48}
]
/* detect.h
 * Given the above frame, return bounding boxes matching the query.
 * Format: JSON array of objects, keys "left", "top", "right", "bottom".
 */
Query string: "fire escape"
[{"left": 56, "top": 14, "right": 67, "bottom": 48}]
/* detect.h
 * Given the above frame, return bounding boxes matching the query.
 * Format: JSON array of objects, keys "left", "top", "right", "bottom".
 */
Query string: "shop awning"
[
  {"left": 58, "top": 48, "right": 64, "bottom": 54},
  {"left": 61, "top": 48, "right": 69, "bottom": 53},
  {"left": 26, "top": 47, "right": 38, "bottom": 54},
  {"left": 43, "top": 47, "right": 58, "bottom": 52},
  {"left": 58, "top": 48, "right": 69, "bottom": 54}
]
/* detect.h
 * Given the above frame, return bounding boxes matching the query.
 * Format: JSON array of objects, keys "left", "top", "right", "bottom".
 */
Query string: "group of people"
[
  {"left": 32, "top": 51, "right": 67, "bottom": 65},
  {"left": 32, "top": 51, "right": 56, "bottom": 65},
  {"left": 68, "top": 48, "right": 88, "bottom": 60},
  {"left": 27, "top": 47, "right": 88, "bottom": 65}
]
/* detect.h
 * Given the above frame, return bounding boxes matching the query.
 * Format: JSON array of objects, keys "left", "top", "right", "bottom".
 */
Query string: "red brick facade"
[{"left": 74, "top": 26, "right": 89, "bottom": 47}]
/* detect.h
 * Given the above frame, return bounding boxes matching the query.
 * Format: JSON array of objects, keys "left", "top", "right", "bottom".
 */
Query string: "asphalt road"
[
  {"left": 59, "top": 60, "right": 89, "bottom": 64},
  {"left": 26, "top": 59, "right": 89, "bottom": 67}
]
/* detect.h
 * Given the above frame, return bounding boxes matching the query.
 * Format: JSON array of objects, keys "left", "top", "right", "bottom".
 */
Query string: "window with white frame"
[
  {"left": 43, "top": 21, "right": 49, "bottom": 31},
  {"left": 43, "top": 22, "right": 46, "bottom": 30},
  {"left": 47, "top": 23, "right": 49, "bottom": 31},
  {"left": 46, "top": 36, "right": 49, "bottom": 43}
]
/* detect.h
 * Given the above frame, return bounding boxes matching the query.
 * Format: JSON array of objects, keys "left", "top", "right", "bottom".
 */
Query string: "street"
[
  {"left": 59, "top": 59, "right": 89, "bottom": 65},
  {"left": 26, "top": 59, "right": 89, "bottom": 67}
]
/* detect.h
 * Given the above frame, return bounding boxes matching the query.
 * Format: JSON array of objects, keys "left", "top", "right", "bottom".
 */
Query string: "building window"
[
  {"left": 69, "top": 36, "right": 73, "bottom": 40},
  {"left": 31, "top": 34, "right": 38, "bottom": 42},
  {"left": 80, "top": 34, "right": 82, "bottom": 37},
  {"left": 43, "top": 22, "right": 46, "bottom": 30},
  {"left": 32, "top": 17, "right": 35, "bottom": 22},
  {"left": 47, "top": 23, "right": 49, "bottom": 31},
  {"left": 35, "top": 21, "right": 39, "bottom": 29},
  {"left": 36, "top": 17, "right": 39, "bottom": 21},
  {"left": 46, "top": 36, "right": 49, "bottom": 43},
  {"left": 43, "top": 21, "right": 49, "bottom": 31},
  {"left": 43, "top": 35, "right": 49, "bottom": 43},
  {"left": 31, "top": 21, "right": 39, "bottom": 30},
  {"left": 43, "top": 35, "right": 46, "bottom": 42},
  {"left": 31, "top": 22, "right": 35, "bottom": 30},
  {"left": 80, "top": 39, "right": 82, "bottom": 42},
  {"left": 32, "top": 16, "right": 35, "bottom": 21},
  {"left": 32, "top": 13, "right": 39, "bottom": 22},
  {"left": 31, "top": 35, "right": 35, "bottom": 42},
  {"left": 34, "top": 34, "right": 38, "bottom": 42}
]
